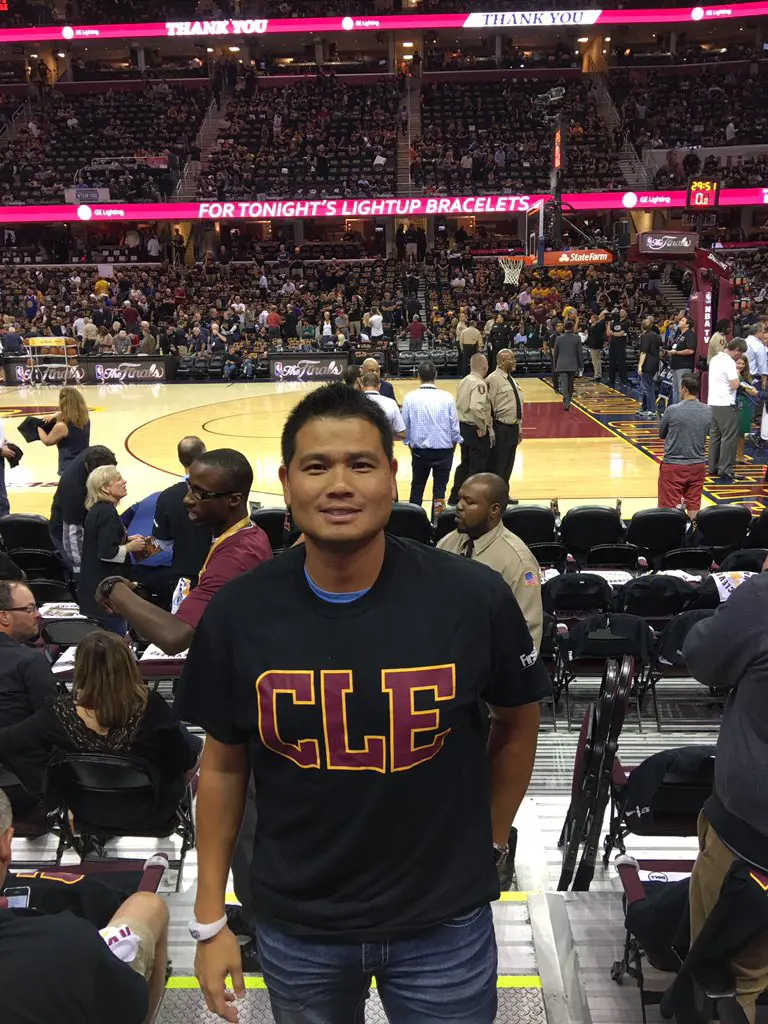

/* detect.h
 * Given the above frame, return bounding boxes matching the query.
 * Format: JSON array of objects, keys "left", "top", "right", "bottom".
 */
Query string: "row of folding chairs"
[{"left": 550, "top": 606, "right": 722, "bottom": 730}]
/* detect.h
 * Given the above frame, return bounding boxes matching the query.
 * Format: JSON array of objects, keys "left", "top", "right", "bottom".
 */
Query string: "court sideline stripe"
[{"left": 166, "top": 975, "right": 542, "bottom": 990}]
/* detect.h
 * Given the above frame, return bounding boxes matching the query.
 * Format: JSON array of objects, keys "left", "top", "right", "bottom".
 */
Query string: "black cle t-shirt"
[{"left": 177, "top": 536, "right": 551, "bottom": 940}]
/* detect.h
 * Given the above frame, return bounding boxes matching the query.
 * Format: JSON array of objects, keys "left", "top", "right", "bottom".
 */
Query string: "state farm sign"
[
  {"left": 638, "top": 231, "right": 698, "bottom": 254},
  {"left": 543, "top": 249, "right": 614, "bottom": 266}
]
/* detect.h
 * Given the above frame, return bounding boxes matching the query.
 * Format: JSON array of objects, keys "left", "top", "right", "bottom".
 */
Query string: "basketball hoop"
[{"left": 499, "top": 256, "right": 525, "bottom": 287}]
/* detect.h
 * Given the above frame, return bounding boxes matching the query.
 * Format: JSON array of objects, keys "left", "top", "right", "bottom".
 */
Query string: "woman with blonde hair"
[
  {"left": 37, "top": 386, "right": 91, "bottom": 475},
  {"left": 78, "top": 465, "right": 146, "bottom": 634},
  {"left": 0, "top": 630, "right": 199, "bottom": 815}
]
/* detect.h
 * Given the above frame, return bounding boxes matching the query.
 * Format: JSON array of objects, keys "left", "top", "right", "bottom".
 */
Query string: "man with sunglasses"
[
  {"left": 0, "top": 581, "right": 56, "bottom": 815},
  {"left": 96, "top": 449, "right": 271, "bottom": 656}
]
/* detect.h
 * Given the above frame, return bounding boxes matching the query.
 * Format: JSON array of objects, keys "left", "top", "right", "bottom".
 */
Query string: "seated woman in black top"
[
  {"left": 36, "top": 387, "right": 92, "bottom": 476},
  {"left": 0, "top": 631, "right": 200, "bottom": 820},
  {"left": 79, "top": 465, "right": 147, "bottom": 635}
]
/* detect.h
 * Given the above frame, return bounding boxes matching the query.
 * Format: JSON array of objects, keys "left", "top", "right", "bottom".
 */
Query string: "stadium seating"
[
  {"left": 2, "top": 86, "right": 207, "bottom": 204},
  {"left": 609, "top": 67, "right": 768, "bottom": 150},
  {"left": 416, "top": 79, "right": 624, "bottom": 196},
  {"left": 199, "top": 80, "right": 399, "bottom": 200}
]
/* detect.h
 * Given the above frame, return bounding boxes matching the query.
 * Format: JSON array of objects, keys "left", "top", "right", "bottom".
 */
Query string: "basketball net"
[{"left": 499, "top": 256, "right": 525, "bottom": 286}]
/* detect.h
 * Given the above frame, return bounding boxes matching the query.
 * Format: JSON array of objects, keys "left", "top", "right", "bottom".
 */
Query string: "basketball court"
[{"left": 0, "top": 377, "right": 685, "bottom": 519}]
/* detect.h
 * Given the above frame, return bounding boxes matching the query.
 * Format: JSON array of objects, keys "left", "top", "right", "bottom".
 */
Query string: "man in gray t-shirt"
[{"left": 658, "top": 373, "right": 712, "bottom": 515}]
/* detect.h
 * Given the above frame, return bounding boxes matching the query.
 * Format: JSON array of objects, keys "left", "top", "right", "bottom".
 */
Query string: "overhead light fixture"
[
  {"left": 56, "top": 51, "right": 66, "bottom": 58},
  {"left": 228, "top": 45, "right": 240, "bottom": 52},
  {"left": 604, "top": 35, "right": 611, "bottom": 41},
  {"left": 30, "top": 52, "right": 38, "bottom": 57},
  {"left": 577, "top": 36, "right": 588, "bottom": 43},
  {"left": 206, "top": 46, "right": 214, "bottom": 52},
  {"left": 402, "top": 53, "right": 413, "bottom": 60},
  {"left": 402, "top": 41, "right": 414, "bottom": 47}
]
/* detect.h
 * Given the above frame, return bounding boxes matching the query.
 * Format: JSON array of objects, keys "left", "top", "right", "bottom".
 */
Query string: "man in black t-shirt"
[
  {"left": 178, "top": 383, "right": 550, "bottom": 1023},
  {"left": 0, "top": 790, "right": 169, "bottom": 1024},
  {"left": 637, "top": 317, "right": 662, "bottom": 417},
  {"left": 586, "top": 311, "right": 607, "bottom": 382},
  {"left": 608, "top": 309, "right": 630, "bottom": 389},
  {"left": 667, "top": 313, "right": 697, "bottom": 405},
  {"left": 152, "top": 435, "right": 211, "bottom": 588}
]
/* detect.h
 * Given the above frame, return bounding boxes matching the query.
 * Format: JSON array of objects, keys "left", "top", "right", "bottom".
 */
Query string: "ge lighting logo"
[{"left": 622, "top": 192, "right": 672, "bottom": 208}]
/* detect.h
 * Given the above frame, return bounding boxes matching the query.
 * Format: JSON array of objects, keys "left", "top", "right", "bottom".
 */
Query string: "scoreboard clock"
[{"left": 687, "top": 178, "right": 721, "bottom": 209}]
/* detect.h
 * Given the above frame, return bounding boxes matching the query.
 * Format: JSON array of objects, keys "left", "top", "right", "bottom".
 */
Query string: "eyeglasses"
[
  {"left": 1, "top": 604, "right": 39, "bottom": 614},
  {"left": 186, "top": 482, "right": 237, "bottom": 501}
]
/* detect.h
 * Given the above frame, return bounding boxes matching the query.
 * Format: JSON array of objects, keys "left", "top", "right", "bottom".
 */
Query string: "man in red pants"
[{"left": 657, "top": 374, "right": 712, "bottom": 517}]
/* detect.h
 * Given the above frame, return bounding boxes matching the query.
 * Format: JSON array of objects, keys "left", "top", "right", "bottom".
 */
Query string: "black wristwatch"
[{"left": 98, "top": 576, "right": 127, "bottom": 601}]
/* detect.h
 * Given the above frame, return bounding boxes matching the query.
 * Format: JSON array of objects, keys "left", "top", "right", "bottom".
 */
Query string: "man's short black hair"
[
  {"left": 681, "top": 373, "right": 700, "bottom": 396},
  {"left": 563, "top": 319, "right": 575, "bottom": 332},
  {"left": 193, "top": 448, "right": 253, "bottom": 495},
  {"left": 281, "top": 383, "right": 394, "bottom": 467},
  {"left": 714, "top": 318, "right": 731, "bottom": 334},
  {"left": 418, "top": 360, "right": 437, "bottom": 382},
  {"left": 83, "top": 445, "right": 116, "bottom": 475},
  {"left": 178, "top": 435, "right": 206, "bottom": 470}
]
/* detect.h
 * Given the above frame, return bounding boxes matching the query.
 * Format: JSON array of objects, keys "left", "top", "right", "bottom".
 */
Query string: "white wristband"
[{"left": 188, "top": 914, "right": 228, "bottom": 942}]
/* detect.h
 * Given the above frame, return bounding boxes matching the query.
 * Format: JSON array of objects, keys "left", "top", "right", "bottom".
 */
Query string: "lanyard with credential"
[{"left": 199, "top": 516, "right": 252, "bottom": 578}]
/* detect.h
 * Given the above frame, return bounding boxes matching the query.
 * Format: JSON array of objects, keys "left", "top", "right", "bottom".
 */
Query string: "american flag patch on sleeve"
[{"left": 524, "top": 571, "right": 538, "bottom": 586}]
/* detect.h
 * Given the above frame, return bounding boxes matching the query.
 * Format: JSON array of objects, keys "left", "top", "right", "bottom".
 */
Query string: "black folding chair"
[
  {"left": 45, "top": 752, "right": 196, "bottom": 891},
  {"left": 604, "top": 745, "right": 715, "bottom": 864},
  {"left": 583, "top": 543, "right": 641, "bottom": 571},
  {"left": 719, "top": 547, "right": 768, "bottom": 573},
  {"left": 10, "top": 549, "right": 69, "bottom": 583},
  {"left": 556, "top": 612, "right": 655, "bottom": 728},
  {"left": 530, "top": 542, "right": 569, "bottom": 572},
  {"left": 502, "top": 505, "right": 557, "bottom": 545},
  {"left": 660, "top": 547, "right": 713, "bottom": 572},
  {"left": 386, "top": 502, "right": 433, "bottom": 545},
  {"left": 625, "top": 507, "right": 689, "bottom": 569},
  {"left": 557, "top": 655, "right": 632, "bottom": 891},
  {"left": 560, "top": 506, "right": 624, "bottom": 565},
  {"left": 613, "top": 574, "right": 696, "bottom": 629},
  {"left": 691, "top": 505, "right": 752, "bottom": 562},
  {"left": 648, "top": 609, "right": 717, "bottom": 728},
  {"left": 543, "top": 572, "right": 614, "bottom": 629},
  {"left": 0, "top": 513, "right": 55, "bottom": 553},
  {"left": 29, "top": 579, "right": 75, "bottom": 605},
  {"left": 41, "top": 618, "right": 107, "bottom": 650}
]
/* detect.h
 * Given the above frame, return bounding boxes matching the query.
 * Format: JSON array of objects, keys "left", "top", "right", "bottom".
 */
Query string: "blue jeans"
[
  {"left": 671, "top": 368, "right": 687, "bottom": 406},
  {"left": 640, "top": 371, "right": 657, "bottom": 413},
  {"left": 255, "top": 904, "right": 497, "bottom": 1024}
]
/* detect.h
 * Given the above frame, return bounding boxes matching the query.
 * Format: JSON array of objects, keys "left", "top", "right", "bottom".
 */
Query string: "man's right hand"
[{"left": 195, "top": 927, "right": 246, "bottom": 1022}]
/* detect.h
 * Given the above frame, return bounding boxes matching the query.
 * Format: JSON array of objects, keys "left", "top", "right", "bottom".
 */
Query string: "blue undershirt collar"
[{"left": 304, "top": 567, "right": 370, "bottom": 604}]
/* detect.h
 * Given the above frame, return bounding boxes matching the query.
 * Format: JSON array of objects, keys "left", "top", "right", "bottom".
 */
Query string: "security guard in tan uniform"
[
  {"left": 487, "top": 347, "right": 523, "bottom": 497},
  {"left": 448, "top": 351, "right": 492, "bottom": 506},
  {"left": 438, "top": 472, "right": 543, "bottom": 647}
]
